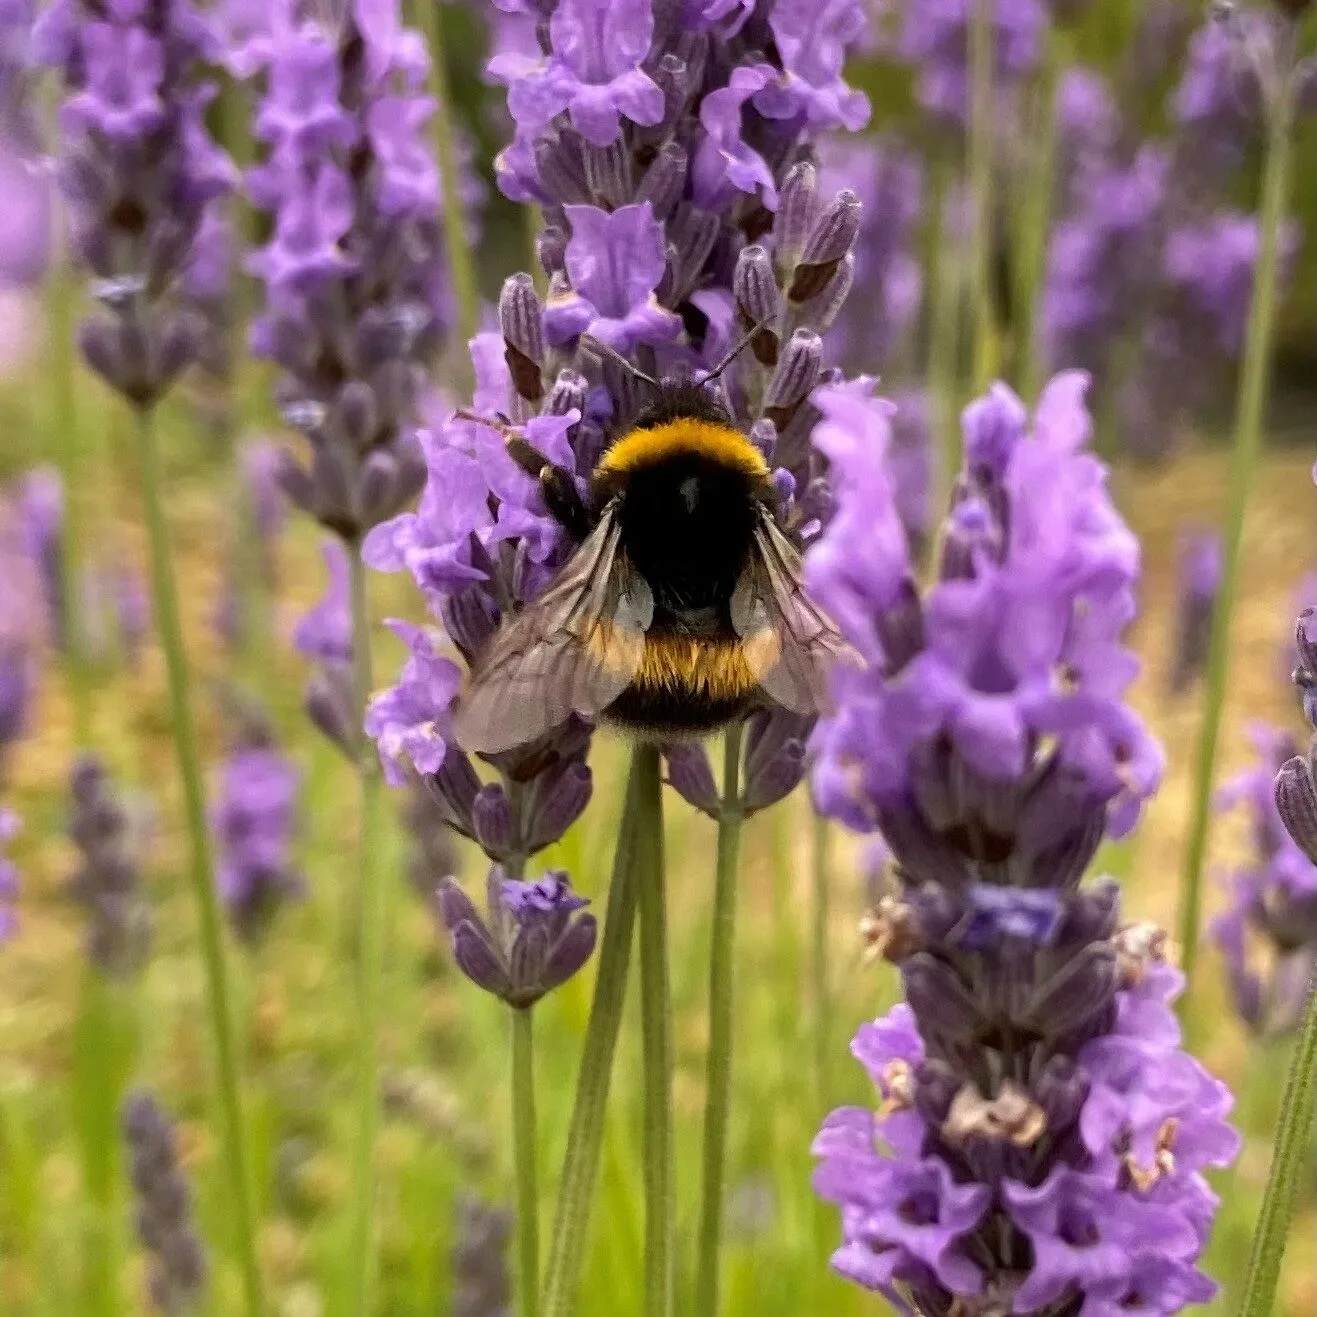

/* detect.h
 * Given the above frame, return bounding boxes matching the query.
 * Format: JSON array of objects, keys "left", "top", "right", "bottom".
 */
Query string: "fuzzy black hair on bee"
[{"left": 453, "top": 337, "right": 852, "bottom": 755}]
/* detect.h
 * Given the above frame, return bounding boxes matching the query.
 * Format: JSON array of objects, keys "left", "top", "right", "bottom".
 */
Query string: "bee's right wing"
[{"left": 453, "top": 504, "right": 653, "bottom": 755}]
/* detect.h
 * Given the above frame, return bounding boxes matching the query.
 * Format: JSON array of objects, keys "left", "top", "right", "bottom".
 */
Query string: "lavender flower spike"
[
  {"left": 1169, "top": 529, "right": 1222, "bottom": 694},
  {"left": 436, "top": 869, "right": 597, "bottom": 1009},
  {"left": 122, "top": 1090, "right": 209, "bottom": 1314},
  {"left": 238, "top": 0, "right": 448, "bottom": 544},
  {"left": 211, "top": 725, "right": 304, "bottom": 944},
  {"left": 68, "top": 755, "right": 152, "bottom": 977},
  {"left": 809, "top": 375, "right": 1235, "bottom": 1315},
  {"left": 34, "top": 0, "right": 236, "bottom": 409}
]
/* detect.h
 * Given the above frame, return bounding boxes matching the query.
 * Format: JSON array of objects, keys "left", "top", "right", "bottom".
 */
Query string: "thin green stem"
[
  {"left": 1238, "top": 972, "right": 1317, "bottom": 1317},
  {"left": 542, "top": 752, "right": 646, "bottom": 1317},
  {"left": 419, "top": 1, "right": 480, "bottom": 350},
  {"left": 635, "top": 743, "right": 671, "bottom": 1317},
  {"left": 345, "top": 546, "right": 387, "bottom": 1317},
  {"left": 968, "top": 0, "right": 996, "bottom": 391},
  {"left": 811, "top": 810, "right": 830, "bottom": 1109},
  {"left": 927, "top": 163, "right": 963, "bottom": 520},
  {"left": 133, "top": 406, "right": 263, "bottom": 1317},
  {"left": 1176, "top": 74, "right": 1297, "bottom": 991},
  {"left": 693, "top": 723, "right": 745, "bottom": 1317},
  {"left": 50, "top": 269, "right": 94, "bottom": 749},
  {"left": 512, "top": 1008, "right": 540, "bottom": 1317},
  {"left": 1017, "top": 31, "right": 1062, "bottom": 402}
]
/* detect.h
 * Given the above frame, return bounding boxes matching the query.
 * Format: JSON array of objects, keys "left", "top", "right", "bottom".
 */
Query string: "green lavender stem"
[
  {"left": 1238, "top": 972, "right": 1317, "bottom": 1317},
  {"left": 1016, "top": 30, "right": 1063, "bottom": 402},
  {"left": 968, "top": 0, "right": 996, "bottom": 391},
  {"left": 345, "top": 546, "right": 388, "bottom": 1317},
  {"left": 50, "top": 268, "right": 94, "bottom": 750},
  {"left": 133, "top": 406, "right": 263, "bottom": 1317},
  {"left": 71, "top": 972, "right": 136, "bottom": 1317},
  {"left": 419, "top": 1, "right": 479, "bottom": 348},
  {"left": 693, "top": 723, "right": 745, "bottom": 1317},
  {"left": 811, "top": 810, "right": 830, "bottom": 1108},
  {"left": 542, "top": 750, "right": 645, "bottom": 1317},
  {"left": 1175, "top": 70, "right": 1297, "bottom": 989},
  {"left": 635, "top": 744, "right": 672, "bottom": 1317},
  {"left": 927, "top": 162, "right": 964, "bottom": 519},
  {"left": 512, "top": 1008, "right": 540, "bottom": 1317}
]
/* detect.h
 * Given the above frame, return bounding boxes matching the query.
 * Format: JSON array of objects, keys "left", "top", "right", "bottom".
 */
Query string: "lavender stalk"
[
  {"left": 1176, "top": 13, "right": 1302, "bottom": 988},
  {"left": 694, "top": 724, "right": 745, "bottom": 1317}
]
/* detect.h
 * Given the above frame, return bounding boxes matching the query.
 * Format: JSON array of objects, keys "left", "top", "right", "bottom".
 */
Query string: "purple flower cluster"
[
  {"left": 293, "top": 538, "right": 359, "bottom": 758},
  {"left": 889, "top": 0, "right": 1046, "bottom": 126},
  {"left": 0, "top": 0, "right": 52, "bottom": 289},
  {"left": 1213, "top": 722, "right": 1317, "bottom": 1037},
  {"left": 1168, "top": 529, "right": 1221, "bottom": 695},
  {"left": 366, "top": 0, "right": 871, "bottom": 864},
  {"left": 237, "top": 0, "right": 451, "bottom": 544},
  {"left": 34, "top": 0, "right": 236, "bottom": 409},
  {"left": 453, "top": 1197, "right": 513, "bottom": 1317},
  {"left": 211, "top": 724, "right": 303, "bottom": 944},
  {"left": 437, "top": 870, "right": 598, "bottom": 1009},
  {"left": 122, "top": 1089, "right": 209, "bottom": 1314},
  {"left": 69, "top": 755, "right": 152, "bottom": 977},
  {"left": 0, "top": 805, "right": 18, "bottom": 943},
  {"left": 808, "top": 375, "right": 1236, "bottom": 1314},
  {"left": 1042, "top": 9, "right": 1300, "bottom": 461},
  {"left": 817, "top": 136, "right": 922, "bottom": 377}
]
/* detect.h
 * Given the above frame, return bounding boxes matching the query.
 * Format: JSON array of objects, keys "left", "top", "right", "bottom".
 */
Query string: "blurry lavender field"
[{"left": 1, "top": 0, "right": 1316, "bottom": 1315}]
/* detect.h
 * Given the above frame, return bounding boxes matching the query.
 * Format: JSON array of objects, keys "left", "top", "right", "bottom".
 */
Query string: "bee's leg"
[
  {"left": 539, "top": 466, "right": 592, "bottom": 541},
  {"left": 455, "top": 409, "right": 593, "bottom": 538}
]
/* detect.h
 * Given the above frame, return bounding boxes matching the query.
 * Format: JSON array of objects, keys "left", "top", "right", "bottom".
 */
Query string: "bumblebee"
[{"left": 453, "top": 351, "right": 851, "bottom": 756}]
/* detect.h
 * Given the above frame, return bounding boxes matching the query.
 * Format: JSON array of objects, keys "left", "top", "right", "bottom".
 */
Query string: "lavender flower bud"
[
  {"left": 500, "top": 273, "right": 546, "bottom": 404},
  {"left": 732, "top": 245, "right": 782, "bottom": 364},
  {"left": 68, "top": 756, "right": 151, "bottom": 978},
  {"left": 437, "top": 869, "right": 597, "bottom": 1009},
  {"left": 663, "top": 744, "right": 721, "bottom": 819},
  {"left": 790, "top": 190, "right": 861, "bottom": 303},
  {"left": 1274, "top": 755, "right": 1317, "bottom": 867},
  {"left": 776, "top": 161, "right": 821, "bottom": 268},
  {"left": 122, "top": 1090, "right": 208, "bottom": 1315},
  {"left": 741, "top": 710, "right": 811, "bottom": 815}
]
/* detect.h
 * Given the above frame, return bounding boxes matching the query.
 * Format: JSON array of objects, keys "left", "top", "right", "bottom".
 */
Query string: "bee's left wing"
[{"left": 731, "top": 508, "right": 857, "bottom": 715}]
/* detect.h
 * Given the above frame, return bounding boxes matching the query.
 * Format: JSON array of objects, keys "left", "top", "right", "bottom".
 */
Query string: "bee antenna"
[
  {"left": 698, "top": 317, "right": 772, "bottom": 385},
  {"left": 578, "top": 335, "right": 661, "bottom": 389}
]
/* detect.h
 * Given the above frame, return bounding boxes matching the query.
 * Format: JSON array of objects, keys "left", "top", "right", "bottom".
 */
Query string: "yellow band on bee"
[
  {"left": 597, "top": 419, "right": 770, "bottom": 480},
  {"left": 634, "top": 633, "right": 766, "bottom": 701}
]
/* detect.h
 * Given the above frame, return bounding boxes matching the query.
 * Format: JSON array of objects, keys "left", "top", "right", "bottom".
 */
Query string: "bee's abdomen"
[{"left": 603, "top": 633, "right": 758, "bottom": 738}]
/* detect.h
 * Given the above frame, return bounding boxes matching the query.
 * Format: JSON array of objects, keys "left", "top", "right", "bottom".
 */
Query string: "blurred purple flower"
[
  {"left": 215, "top": 439, "right": 287, "bottom": 652},
  {"left": 0, "top": 805, "right": 18, "bottom": 942},
  {"left": 122, "top": 1090, "right": 209, "bottom": 1313},
  {"left": 68, "top": 755, "right": 152, "bottom": 977},
  {"left": 241, "top": 0, "right": 453, "bottom": 543},
  {"left": 808, "top": 375, "right": 1233, "bottom": 1312},
  {"left": 1168, "top": 529, "right": 1221, "bottom": 695},
  {"left": 817, "top": 137, "right": 922, "bottom": 376},
  {"left": 212, "top": 735, "right": 304, "bottom": 943},
  {"left": 489, "top": 0, "right": 664, "bottom": 146},
  {"left": 36, "top": 0, "right": 237, "bottom": 409},
  {"left": 897, "top": 0, "right": 1046, "bottom": 125},
  {"left": 453, "top": 1198, "right": 513, "bottom": 1317},
  {"left": 18, "top": 466, "right": 64, "bottom": 646},
  {"left": 1217, "top": 723, "right": 1317, "bottom": 1036},
  {"left": 436, "top": 868, "right": 597, "bottom": 1008}
]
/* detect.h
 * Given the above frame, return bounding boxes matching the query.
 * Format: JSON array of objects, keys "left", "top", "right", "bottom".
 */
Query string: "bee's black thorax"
[{"left": 613, "top": 454, "right": 760, "bottom": 614}]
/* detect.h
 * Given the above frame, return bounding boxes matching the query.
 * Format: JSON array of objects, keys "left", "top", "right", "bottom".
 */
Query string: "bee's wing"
[
  {"left": 454, "top": 504, "right": 653, "bottom": 755},
  {"left": 732, "top": 509, "right": 857, "bottom": 715}
]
